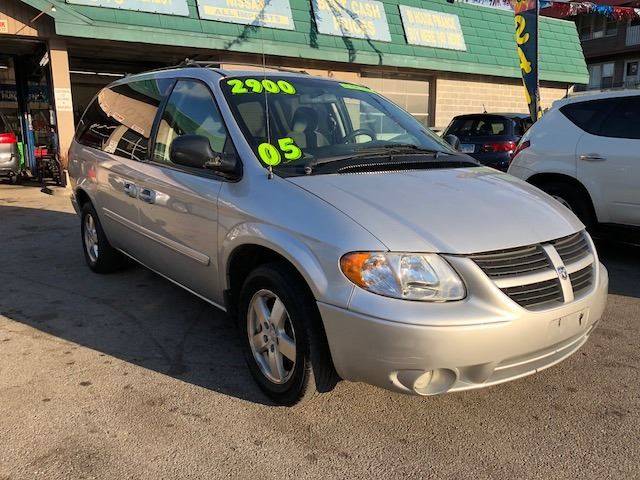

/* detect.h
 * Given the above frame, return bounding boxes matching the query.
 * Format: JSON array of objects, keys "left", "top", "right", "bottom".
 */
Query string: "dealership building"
[{"left": 0, "top": 0, "right": 587, "bottom": 171}]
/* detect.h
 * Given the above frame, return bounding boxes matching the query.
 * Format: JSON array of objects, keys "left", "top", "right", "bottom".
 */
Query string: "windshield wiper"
[
  {"left": 365, "top": 143, "right": 449, "bottom": 154},
  {"left": 302, "top": 145, "right": 453, "bottom": 174}
]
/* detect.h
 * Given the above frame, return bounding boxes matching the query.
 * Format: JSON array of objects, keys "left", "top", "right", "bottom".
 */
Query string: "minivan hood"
[{"left": 288, "top": 167, "right": 583, "bottom": 254}]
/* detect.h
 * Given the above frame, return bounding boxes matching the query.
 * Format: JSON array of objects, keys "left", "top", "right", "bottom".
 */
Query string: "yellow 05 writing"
[
  {"left": 257, "top": 138, "right": 303, "bottom": 166},
  {"left": 227, "top": 78, "right": 296, "bottom": 95}
]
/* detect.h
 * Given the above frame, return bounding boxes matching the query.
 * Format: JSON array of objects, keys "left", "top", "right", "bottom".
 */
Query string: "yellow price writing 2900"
[
  {"left": 227, "top": 78, "right": 296, "bottom": 95},
  {"left": 258, "top": 138, "right": 303, "bottom": 166}
]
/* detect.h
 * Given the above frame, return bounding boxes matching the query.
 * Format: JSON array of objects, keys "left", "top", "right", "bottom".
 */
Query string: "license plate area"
[
  {"left": 547, "top": 308, "right": 590, "bottom": 343},
  {"left": 460, "top": 143, "right": 475, "bottom": 153}
]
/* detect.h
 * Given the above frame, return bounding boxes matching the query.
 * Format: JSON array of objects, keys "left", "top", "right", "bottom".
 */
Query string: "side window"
[
  {"left": 76, "top": 78, "right": 172, "bottom": 161},
  {"left": 598, "top": 97, "right": 640, "bottom": 139},
  {"left": 153, "top": 80, "right": 232, "bottom": 168},
  {"left": 560, "top": 99, "right": 616, "bottom": 135}
]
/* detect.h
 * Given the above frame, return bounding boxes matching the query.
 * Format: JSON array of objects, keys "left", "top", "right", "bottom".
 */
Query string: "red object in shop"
[
  {"left": 34, "top": 147, "right": 49, "bottom": 158},
  {"left": 0, "top": 132, "right": 17, "bottom": 144}
]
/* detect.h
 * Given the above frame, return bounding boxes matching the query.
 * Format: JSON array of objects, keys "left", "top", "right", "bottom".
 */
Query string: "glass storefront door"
[
  {"left": 0, "top": 55, "right": 25, "bottom": 169},
  {"left": 0, "top": 51, "right": 56, "bottom": 174}
]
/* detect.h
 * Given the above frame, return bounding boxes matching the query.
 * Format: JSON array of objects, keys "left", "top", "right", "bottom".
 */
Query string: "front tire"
[
  {"left": 80, "top": 202, "right": 127, "bottom": 273},
  {"left": 238, "top": 263, "right": 336, "bottom": 406}
]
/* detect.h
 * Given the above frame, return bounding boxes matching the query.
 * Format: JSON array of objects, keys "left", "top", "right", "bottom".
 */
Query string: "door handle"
[
  {"left": 579, "top": 154, "right": 606, "bottom": 162},
  {"left": 123, "top": 182, "right": 138, "bottom": 197},
  {"left": 138, "top": 188, "right": 156, "bottom": 204}
]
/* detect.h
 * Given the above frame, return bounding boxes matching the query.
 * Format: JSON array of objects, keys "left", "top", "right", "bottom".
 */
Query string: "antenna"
[{"left": 260, "top": 17, "right": 273, "bottom": 180}]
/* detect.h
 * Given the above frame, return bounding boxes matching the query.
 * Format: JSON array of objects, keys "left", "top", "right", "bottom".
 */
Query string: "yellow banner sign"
[
  {"left": 197, "top": 0, "right": 295, "bottom": 30},
  {"left": 400, "top": 6, "right": 466, "bottom": 51}
]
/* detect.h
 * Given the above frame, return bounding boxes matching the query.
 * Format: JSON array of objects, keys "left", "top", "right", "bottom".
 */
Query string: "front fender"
[{"left": 219, "top": 222, "right": 354, "bottom": 307}]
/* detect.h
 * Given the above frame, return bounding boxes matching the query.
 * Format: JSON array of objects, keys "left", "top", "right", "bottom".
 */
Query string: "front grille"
[
  {"left": 570, "top": 265, "right": 594, "bottom": 297},
  {"left": 501, "top": 278, "right": 564, "bottom": 308},
  {"left": 468, "top": 244, "right": 551, "bottom": 279},
  {"left": 470, "top": 231, "right": 595, "bottom": 310},
  {"left": 551, "top": 232, "right": 590, "bottom": 264}
]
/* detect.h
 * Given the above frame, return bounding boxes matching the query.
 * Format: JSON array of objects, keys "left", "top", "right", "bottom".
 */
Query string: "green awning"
[{"left": 21, "top": 0, "right": 588, "bottom": 84}]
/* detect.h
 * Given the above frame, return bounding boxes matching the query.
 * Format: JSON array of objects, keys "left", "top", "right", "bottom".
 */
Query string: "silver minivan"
[{"left": 68, "top": 65, "right": 608, "bottom": 405}]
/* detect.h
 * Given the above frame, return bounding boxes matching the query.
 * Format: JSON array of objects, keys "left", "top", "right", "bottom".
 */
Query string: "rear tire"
[
  {"left": 80, "top": 202, "right": 127, "bottom": 274},
  {"left": 537, "top": 181, "right": 595, "bottom": 229},
  {"left": 238, "top": 262, "right": 337, "bottom": 406}
]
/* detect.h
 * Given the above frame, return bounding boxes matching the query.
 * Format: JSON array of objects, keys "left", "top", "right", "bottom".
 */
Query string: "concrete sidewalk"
[{"left": 0, "top": 183, "right": 639, "bottom": 480}]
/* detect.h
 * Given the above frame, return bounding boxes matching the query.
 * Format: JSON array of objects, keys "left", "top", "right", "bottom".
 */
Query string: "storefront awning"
[{"left": 18, "top": 0, "right": 588, "bottom": 84}]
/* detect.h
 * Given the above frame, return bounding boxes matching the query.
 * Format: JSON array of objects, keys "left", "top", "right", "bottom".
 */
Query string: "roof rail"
[
  {"left": 128, "top": 59, "right": 310, "bottom": 76},
  {"left": 185, "top": 60, "right": 309, "bottom": 75}
]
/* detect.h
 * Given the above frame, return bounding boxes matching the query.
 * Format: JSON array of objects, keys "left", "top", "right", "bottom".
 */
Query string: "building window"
[
  {"left": 626, "top": 19, "right": 640, "bottom": 46},
  {"left": 359, "top": 74, "right": 431, "bottom": 127},
  {"left": 588, "top": 62, "right": 615, "bottom": 89},
  {"left": 579, "top": 16, "right": 617, "bottom": 41},
  {"left": 624, "top": 60, "right": 640, "bottom": 87}
]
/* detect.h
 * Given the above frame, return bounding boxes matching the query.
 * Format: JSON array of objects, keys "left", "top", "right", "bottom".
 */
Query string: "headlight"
[{"left": 340, "top": 252, "right": 465, "bottom": 302}]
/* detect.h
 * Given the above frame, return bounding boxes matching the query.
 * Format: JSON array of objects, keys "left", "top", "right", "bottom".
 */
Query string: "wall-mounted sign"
[
  {"left": 0, "top": 17, "right": 8, "bottom": 33},
  {"left": 65, "top": 0, "right": 189, "bottom": 17},
  {"left": 453, "top": 0, "right": 512, "bottom": 11},
  {"left": 54, "top": 88, "right": 74, "bottom": 113},
  {"left": 197, "top": 0, "right": 295, "bottom": 30},
  {"left": 312, "top": 0, "right": 391, "bottom": 42},
  {"left": 399, "top": 6, "right": 466, "bottom": 51}
]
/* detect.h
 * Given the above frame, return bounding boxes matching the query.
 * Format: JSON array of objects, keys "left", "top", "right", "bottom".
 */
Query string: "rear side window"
[
  {"left": 514, "top": 118, "right": 532, "bottom": 136},
  {"left": 76, "top": 78, "right": 173, "bottom": 161},
  {"left": 560, "top": 98, "right": 616, "bottom": 135},
  {"left": 447, "top": 117, "right": 510, "bottom": 137},
  {"left": 598, "top": 96, "right": 640, "bottom": 139}
]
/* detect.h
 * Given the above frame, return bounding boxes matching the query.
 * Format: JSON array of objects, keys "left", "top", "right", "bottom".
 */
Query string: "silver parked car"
[
  {"left": 0, "top": 112, "right": 20, "bottom": 184},
  {"left": 68, "top": 65, "right": 608, "bottom": 405}
]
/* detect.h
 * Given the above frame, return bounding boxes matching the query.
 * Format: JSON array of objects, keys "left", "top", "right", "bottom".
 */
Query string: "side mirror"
[
  {"left": 169, "top": 134, "right": 241, "bottom": 178},
  {"left": 444, "top": 134, "right": 461, "bottom": 151}
]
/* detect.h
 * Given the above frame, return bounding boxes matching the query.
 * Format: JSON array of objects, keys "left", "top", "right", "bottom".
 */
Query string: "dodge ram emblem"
[{"left": 557, "top": 266, "right": 568, "bottom": 280}]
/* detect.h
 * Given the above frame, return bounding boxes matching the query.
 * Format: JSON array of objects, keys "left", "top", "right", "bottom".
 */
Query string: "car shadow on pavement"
[
  {"left": 1, "top": 203, "right": 639, "bottom": 408},
  {"left": 595, "top": 239, "right": 640, "bottom": 299},
  {"left": 0, "top": 204, "right": 272, "bottom": 405}
]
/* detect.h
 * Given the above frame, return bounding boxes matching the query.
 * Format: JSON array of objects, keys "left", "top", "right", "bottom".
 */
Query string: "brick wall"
[{"left": 434, "top": 73, "right": 569, "bottom": 129}]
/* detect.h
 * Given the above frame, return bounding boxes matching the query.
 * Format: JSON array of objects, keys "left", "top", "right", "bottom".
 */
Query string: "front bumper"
[
  {"left": 70, "top": 190, "right": 80, "bottom": 215},
  {"left": 319, "top": 262, "right": 608, "bottom": 395}
]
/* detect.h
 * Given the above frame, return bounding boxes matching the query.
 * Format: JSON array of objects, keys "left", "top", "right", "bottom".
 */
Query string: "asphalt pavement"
[{"left": 0, "top": 183, "right": 638, "bottom": 479}]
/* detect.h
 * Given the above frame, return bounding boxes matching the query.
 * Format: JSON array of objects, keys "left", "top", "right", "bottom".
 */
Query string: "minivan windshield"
[{"left": 220, "top": 75, "right": 457, "bottom": 174}]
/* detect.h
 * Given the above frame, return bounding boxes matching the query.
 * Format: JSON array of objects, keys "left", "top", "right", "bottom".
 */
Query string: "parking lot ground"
[{"left": 0, "top": 183, "right": 639, "bottom": 480}]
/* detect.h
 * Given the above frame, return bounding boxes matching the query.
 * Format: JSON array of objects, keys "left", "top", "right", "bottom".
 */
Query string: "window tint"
[
  {"left": 447, "top": 117, "right": 510, "bottom": 137},
  {"left": 514, "top": 118, "right": 532, "bottom": 136},
  {"left": 598, "top": 97, "right": 640, "bottom": 139},
  {"left": 153, "top": 80, "right": 232, "bottom": 168},
  {"left": 344, "top": 97, "right": 409, "bottom": 142},
  {"left": 560, "top": 98, "right": 615, "bottom": 135},
  {"left": 76, "top": 78, "right": 172, "bottom": 161}
]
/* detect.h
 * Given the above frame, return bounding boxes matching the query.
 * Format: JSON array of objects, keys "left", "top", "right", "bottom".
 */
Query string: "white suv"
[{"left": 508, "top": 90, "right": 640, "bottom": 232}]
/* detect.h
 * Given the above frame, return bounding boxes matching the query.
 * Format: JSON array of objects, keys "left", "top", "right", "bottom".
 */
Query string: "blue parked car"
[{"left": 443, "top": 113, "right": 532, "bottom": 172}]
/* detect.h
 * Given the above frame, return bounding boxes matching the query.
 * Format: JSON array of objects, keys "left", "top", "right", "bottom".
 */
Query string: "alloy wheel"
[
  {"left": 83, "top": 213, "right": 99, "bottom": 263},
  {"left": 247, "top": 289, "right": 297, "bottom": 384}
]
